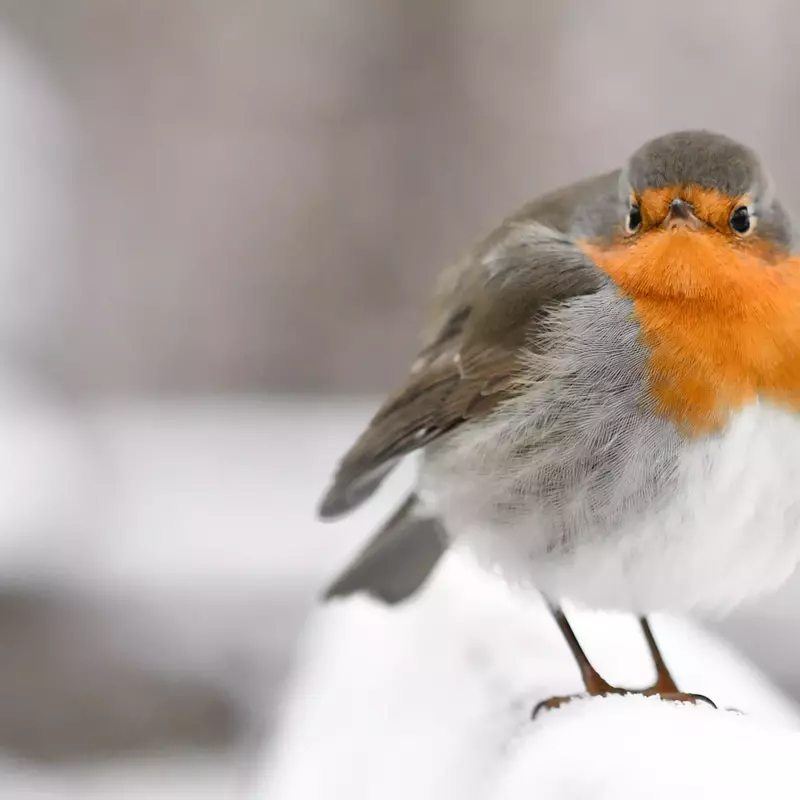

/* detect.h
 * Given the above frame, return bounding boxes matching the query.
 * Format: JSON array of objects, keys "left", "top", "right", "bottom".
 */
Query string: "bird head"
[{"left": 585, "top": 130, "right": 794, "bottom": 302}]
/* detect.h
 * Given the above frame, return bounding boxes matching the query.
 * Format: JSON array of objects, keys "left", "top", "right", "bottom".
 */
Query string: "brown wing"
[
  {"left": 318, "top": 338, "right": 519, "bottom": 518},
  {"left": 318, "top": 218, "right": 609, "bottom": 519}
]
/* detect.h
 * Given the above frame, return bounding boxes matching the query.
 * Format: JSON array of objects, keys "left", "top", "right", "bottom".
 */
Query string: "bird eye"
[
  {"left": 729, "top": 206, "right": 752, "bottom": 235},
  {"left": 626, "top": 203, "right": 642, "bottom": 233}
]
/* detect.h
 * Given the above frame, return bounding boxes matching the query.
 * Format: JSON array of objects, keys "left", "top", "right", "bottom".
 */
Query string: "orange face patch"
[
  {"left": 580, "top": 187, "right": 800, "bottom": 435},
  {"left": 635, "top": 186, "right": 745, "bottom": 233}
]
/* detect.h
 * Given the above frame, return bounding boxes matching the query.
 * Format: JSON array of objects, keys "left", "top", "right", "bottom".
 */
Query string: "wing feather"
[{"left": 318, "top": 225, "right": 606, "bottom": 518}]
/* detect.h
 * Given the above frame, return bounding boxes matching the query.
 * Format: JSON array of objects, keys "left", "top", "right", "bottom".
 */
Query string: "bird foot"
[
  {"left": 531, "top": 689, "right": 716, "bottom": 719},
  {"left": 643, "top": 690, "right": 717, "bottom": 708}
]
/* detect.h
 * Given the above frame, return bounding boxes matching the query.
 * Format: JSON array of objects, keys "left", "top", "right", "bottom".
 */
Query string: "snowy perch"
[
  {"left": 257, "top": 553, "right": 800, "bottom": 799},
  {"left": 494, "top": 697, "right": 800, "bottom": 798}
]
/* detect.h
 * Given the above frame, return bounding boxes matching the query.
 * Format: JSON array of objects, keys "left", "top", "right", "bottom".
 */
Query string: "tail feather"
[{"left": 323, "top": 495, "right": 448, "bottom": 605}]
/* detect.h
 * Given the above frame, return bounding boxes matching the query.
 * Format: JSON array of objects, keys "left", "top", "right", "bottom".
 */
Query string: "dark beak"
[{"left": 664, "top": 198, "right": 702, "bottom": 230}]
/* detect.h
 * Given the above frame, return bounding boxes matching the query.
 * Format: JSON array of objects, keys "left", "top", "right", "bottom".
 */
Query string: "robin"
[{"left": 317, "top": 130, "right": 800, "bottom": 713}]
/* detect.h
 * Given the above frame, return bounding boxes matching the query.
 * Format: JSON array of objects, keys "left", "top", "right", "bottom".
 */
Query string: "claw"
[
  {"left": 531, "top": 695, "right": 572, "bottom": 720},
  {"left": 531, "top": 689, "right": 624, "bottom": 720},
  {"left": 647, "top": 691, "right": 717, "bottom": 709}
]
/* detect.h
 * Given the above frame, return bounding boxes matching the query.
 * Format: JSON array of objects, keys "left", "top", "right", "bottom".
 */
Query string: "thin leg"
[
  {"left": 532, "top": 601, "right": 623, "bottom": 717},
  {"left": 639, "top": 616, "right": 679, "bottom": 694},
  {"left": 547, "top": 601, "right": 615, "bottom": 695},
  {"left": 638, "top": 616, "right": 716, "bottom": 707}
]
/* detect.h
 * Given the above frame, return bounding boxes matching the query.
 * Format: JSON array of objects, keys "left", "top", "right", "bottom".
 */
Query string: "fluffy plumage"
[{"left": 319, "top": 129, "right": 800, "bottom": 613}]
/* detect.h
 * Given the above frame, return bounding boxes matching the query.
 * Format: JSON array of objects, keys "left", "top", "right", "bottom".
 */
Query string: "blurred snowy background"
[{"left": 0, "top": 1, "right": 798, "bottom": 797}]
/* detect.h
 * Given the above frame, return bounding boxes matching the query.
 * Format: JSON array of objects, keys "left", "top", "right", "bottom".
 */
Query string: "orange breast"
[{"left": 581, "top": 231, "right": 800, "bottom": 435}]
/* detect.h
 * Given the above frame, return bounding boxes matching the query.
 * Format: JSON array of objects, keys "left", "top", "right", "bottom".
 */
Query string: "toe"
[
  {"left": 655, "top": 691, "right": 717, "bottom": 709},
  {"left": 531, "top": 695, "right": 574, "bottom": 719}
]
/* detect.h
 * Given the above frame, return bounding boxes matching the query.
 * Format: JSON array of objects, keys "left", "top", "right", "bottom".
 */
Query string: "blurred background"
[{"left": 0, "top": 1, "right": 798, "bottom": 796}]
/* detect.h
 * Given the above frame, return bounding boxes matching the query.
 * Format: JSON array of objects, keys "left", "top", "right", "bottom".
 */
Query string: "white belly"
[{"left": 420, "top": 402, "right": 800, "bottom": 615}]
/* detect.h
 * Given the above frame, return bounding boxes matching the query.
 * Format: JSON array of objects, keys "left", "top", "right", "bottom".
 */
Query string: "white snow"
[
  {"left": 492, "top": 697, "right": 800, "bottom": 799},
  {"left": 257, "top": 552, "right": 800, "bottom": 800}
]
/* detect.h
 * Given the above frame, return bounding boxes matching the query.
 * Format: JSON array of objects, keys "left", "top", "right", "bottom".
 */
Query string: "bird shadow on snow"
[{"left": 257, "top": 552, "right": 800, "bottom": 800}]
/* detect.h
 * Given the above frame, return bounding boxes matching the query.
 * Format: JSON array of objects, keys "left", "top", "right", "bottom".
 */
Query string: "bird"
[{"left": 317, "top": 129, "right": 800, "bottom": 713}]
